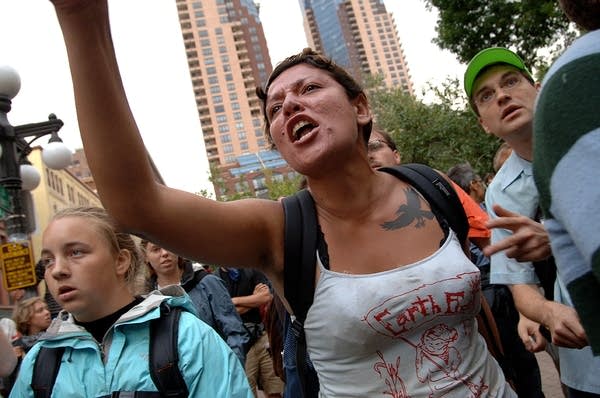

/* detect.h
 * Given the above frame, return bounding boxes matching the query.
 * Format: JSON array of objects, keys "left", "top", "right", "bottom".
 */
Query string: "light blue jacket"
[{"left": 9, "top": 286, "right": 253, "bottom": 398}]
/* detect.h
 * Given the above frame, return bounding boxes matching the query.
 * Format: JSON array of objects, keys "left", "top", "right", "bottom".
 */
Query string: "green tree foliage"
[
  {"left": 369, "top": 77, "right": 501, "bottom": 175},
  {"left": 263, "top": 170, "right": 304, "bottom": 200},
  {"left": 423, "top": 0, "right": 573, "bottom": 68}
]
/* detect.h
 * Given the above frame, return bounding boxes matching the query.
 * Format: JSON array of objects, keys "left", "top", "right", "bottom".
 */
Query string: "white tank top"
[{"left": 304, "top": 232, "right": 516, "bottom": 397}]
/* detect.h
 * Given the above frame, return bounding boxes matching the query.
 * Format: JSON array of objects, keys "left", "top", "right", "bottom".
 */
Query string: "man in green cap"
[{"left": 465, "top": 47, "right": 600, "bottom": 397}]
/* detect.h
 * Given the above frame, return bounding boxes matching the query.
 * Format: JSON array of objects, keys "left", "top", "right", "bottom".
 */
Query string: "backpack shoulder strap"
[
  {"left": 149, "top": 303, "right": 189, "bottom": 398},
  {"left": 282, "top": 189, "right": 318, "bottom": 398},
  {"left": 379, "top": 163, "right": 469, "bottom": 245},
  {"left": 281, "top": 189, "right": 318, "bottom": 324},
  {"left": 31, "top": 346, "right": 65, "bottom": 398}
]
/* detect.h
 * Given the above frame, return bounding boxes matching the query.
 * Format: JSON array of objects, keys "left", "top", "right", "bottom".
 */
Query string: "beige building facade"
[
  {"left": 175, "top": 0, "right": 301, "bottom": 198},
  {"left": 176, "top": 0, "right": 273, "bottom": 168}
]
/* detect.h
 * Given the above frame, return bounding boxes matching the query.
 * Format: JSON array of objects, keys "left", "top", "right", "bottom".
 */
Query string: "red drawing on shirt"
[
  {"left": 363, "top": 272, "right": 480, "bottom": 337},
  {"left": 415, "top": 324, "right": 488, "bottom": 397},
  {"left": 365, "top": 272, "right": 489, "bottom": 396},
  {"left": 373, "top": 350, "right": 410, "bottom": 398}
]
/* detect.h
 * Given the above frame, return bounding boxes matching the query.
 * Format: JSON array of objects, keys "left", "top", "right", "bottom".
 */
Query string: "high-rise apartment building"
[
  {"left": 176, "top": 0, "right": 296, "bottom": 198},
  {"left": 300, "top": 0, "right": 414, "bottom": 94}
]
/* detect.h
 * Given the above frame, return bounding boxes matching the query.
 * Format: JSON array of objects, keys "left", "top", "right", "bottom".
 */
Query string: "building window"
[
  {"left": 238, "top": 131, "right": 247, "bottom": 140},
  {"left": 220, "top": 134, "right": 231, "bottom": 143},
  {"left": 208, "top": 76, "right": 218, "bottom": 84},
  {"left": 252, "top": 175, "right": 266, "bottom": 190},
  {"left": 210, "top": 85, "right": 221, "bottom": 94},
  {"left": 252, "top": 118, "right": 261, "bottom": 127},
  {"left": 225, "top": 155, "right": 236, "bottom": 163},
  {"left": 206, "top": 67, "right": 216, "bottom": 75},
  {"left": 240, "top": 141, "right": 249, "bottom": 151},
  {"left": 235, "top": 122, "right": 244, "bottom": 130},
  {"left": 216, "top": 114, "right": 227, "bottom": 123},
  {"left": 235, "top": 181, "right": 250, "bottom": 193},
  {"left": 214, "top": 105, "right": 225, "bottom": 113},
  {"left": 202, "top": 48, "right": 213, "bottom": 56},
  {"left": 218, "top": 124, "right": 229, "bottom": 132},
  {"left": 223, "top": 144, "right": 233, "bottom": 154},
  {"left": 231, "top": 102, "right": 240, "bottom": 110},
  {"left": 213, "top": 95, "right": 223, "bottom": 103},
  {"left": 227, "top": 83, "right": 236, "bottom": 91},
  {"left": 255, "top": 128, "right": 263, "bottom": 137},
  {"left": 234, "top": 112, "right": 242, "bottom": 120},
  {"left": 230, "top": 93, "right": 238, "bottom": 101}
]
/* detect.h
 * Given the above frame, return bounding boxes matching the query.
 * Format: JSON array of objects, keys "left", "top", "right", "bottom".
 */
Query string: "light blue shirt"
[
  {"left": 486, "top": 152, "right": 539, "bottom": 285},
  {"left": 486, "top": 151, "right": 600, "bottom": 393}
]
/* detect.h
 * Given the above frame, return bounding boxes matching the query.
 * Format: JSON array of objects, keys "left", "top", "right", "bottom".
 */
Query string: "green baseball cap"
[{"left": 463, "top": 47, "right": 532, "bottom": 99}]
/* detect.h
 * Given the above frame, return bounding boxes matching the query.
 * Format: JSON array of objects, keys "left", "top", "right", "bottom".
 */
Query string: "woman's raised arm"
[{"left": 50, "top": 1, "right": 284, "bottom": 277}]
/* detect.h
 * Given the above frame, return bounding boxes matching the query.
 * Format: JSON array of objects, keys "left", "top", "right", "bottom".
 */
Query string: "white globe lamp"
[
  {"left": 43, "top": 136, "right": 72, "bottom": 170},
  {"left": 20, "top": 163, "right": 41, "bottom": 191},
  {"left": 0, "top": 65, "right": 21, "bottom": 100}
]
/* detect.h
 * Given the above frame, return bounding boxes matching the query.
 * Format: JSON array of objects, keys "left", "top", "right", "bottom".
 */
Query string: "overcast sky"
[{"left": 0, "top": 1, "right": 464, "bottom": 195}]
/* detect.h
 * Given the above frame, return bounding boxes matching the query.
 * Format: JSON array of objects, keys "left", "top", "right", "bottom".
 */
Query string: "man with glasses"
[
  {"left": 366, "top": 128, "right": 401, "bottom": 169},
  {"left": 465, "top": 47, "right": 600, "bottom": 397}
]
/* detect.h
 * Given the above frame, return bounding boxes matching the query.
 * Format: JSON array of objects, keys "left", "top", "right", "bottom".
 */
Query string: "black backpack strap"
[
  {"left": 31, "top": 346, "right": 65, "bottom": 398},
  {"left": 379, "top": 163, "right": 469, "bottom": 245},
  {"left": 282, "top": 189, "right": 318, "bottom": 398},
  {"left": 149, "top": 303, "right": 189, "bottom": 398}
]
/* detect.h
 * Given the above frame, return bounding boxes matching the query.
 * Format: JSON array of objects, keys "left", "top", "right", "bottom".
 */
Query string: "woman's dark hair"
[{"left": 256, "top": 48, "right": 372, "bottom": 145}]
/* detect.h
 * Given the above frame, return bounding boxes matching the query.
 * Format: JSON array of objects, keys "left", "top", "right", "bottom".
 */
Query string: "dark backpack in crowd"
[
  {"left": 282, "top": 163, "right": 508, "bottom": 397},
  {"left": 30, "top": 303, "right": 188, "bottom": 398}
]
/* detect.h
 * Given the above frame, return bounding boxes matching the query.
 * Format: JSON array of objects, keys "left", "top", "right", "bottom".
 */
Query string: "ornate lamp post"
[{"left": 0, "top": 65, "right": 72, "bottom": 241}]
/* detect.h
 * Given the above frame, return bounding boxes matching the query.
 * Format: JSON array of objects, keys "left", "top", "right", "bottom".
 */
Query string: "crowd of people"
[{"left": 0, "top": 0, "right": 597, "bottom": 396}]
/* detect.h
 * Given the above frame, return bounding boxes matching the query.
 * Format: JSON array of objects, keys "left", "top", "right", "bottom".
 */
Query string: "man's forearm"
[{"left": 509, "top": 284, "right": 547, "bottom": 324}]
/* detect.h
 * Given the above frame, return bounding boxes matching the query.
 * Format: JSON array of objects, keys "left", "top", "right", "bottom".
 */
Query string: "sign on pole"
[{"left": 1, "top": 241, "right": 36, "bottom": 291}]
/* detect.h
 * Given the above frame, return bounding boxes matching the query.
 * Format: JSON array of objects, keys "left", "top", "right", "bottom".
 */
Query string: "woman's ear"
[{"left": 353, "top": 93, "right": 371, "bottom": 127}]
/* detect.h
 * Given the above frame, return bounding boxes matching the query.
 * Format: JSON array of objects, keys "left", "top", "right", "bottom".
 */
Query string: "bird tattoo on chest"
[{"left": 381, "top": 187, "right": 434, "bottom": 230}]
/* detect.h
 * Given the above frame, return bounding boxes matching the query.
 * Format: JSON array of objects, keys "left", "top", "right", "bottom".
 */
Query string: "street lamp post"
[{"left": 0, "top": 65, "right": 72, "bottom": 241}]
